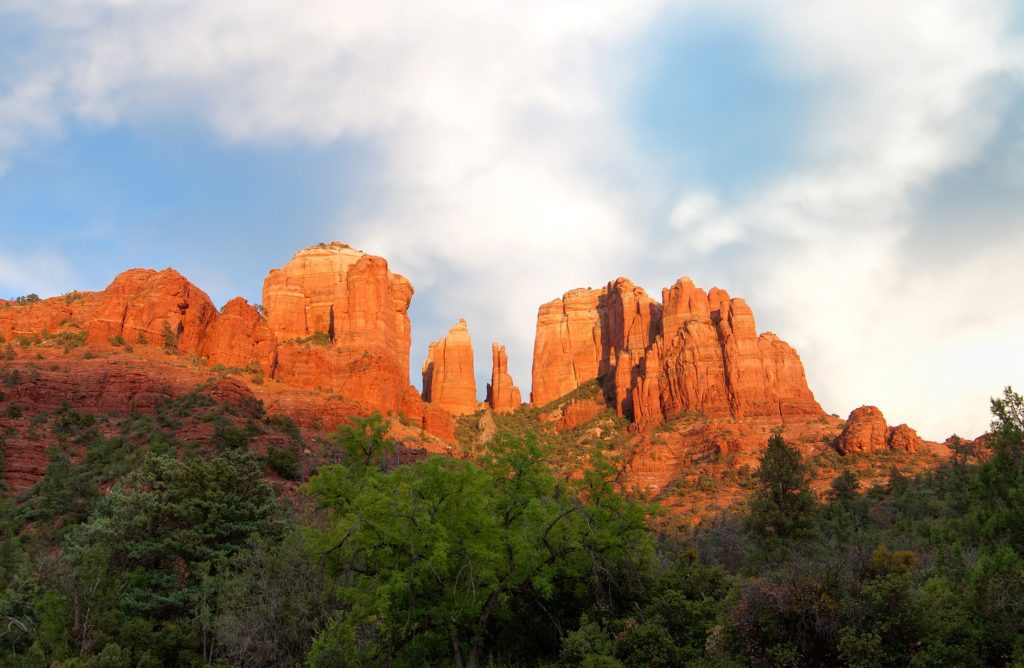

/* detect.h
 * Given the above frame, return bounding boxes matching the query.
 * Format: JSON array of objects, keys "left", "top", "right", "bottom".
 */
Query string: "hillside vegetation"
[{"left": 0, "top": 388, "right": 1021, "bottom": 666}]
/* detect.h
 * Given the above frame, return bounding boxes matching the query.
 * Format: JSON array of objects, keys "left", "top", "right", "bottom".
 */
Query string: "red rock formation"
[
  {"left": 422, "top": 319, "right": 477, "bottom": 415},
  {"left": 202, "top": 297, "right": 277, "bottom": 375},
  {"left": 888, "top": 423, "right": 923, "bottom": 453},
  {"left": 836, "top": 406, "right": 926, "bottom": 455},
  {"left": 531, "top": 288, "right": 607, "bottom": 407},
  {"left": 262, "top": 243, "right": 414, "bottom": 413},
  {"left": 837, "top": 406, "right": 890, "bottom": 454},
  {"left": 556, "top": 397, "right": 606, "bottom": 432},
  {"left": 0, "top": 268, "right": 219, "bottom": 353},
  {"left": 532, "top": 275, "right": 823, "bottom": 428},
  {"left": 486, "top": 343, "right": 522, "bottom": 413}
]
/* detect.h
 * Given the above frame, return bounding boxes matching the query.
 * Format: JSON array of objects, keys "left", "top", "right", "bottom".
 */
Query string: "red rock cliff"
[
  {"left": 531, "top": 275, "right": 824, "bottom": 427},
  {"left": 422, "top": 319, "right": 477, "bottom": 416},
  {"left": 262, "top": 243, "right": 414, "bottom": 413}
]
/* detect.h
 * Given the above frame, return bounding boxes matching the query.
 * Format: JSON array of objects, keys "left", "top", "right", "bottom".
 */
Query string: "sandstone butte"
[
  {"left": 0, "top": 242, "right": 455, "bottom": 441},
  {"left": 531, "top": 276, "right": 824, "bottom": 426},
  {"left": 486, "top": 343, "right": 522, "bottom": 413},
  {"left": 421, "top": 319, "right": 478, "bottom": 416}
]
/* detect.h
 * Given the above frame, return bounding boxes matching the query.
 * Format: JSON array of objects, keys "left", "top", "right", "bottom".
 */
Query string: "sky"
[{"left": 1, "top": 0, "right": 1022, "bottom": 440}]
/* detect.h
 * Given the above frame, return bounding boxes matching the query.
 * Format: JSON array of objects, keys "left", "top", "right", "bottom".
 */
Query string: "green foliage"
[
  {"left": 265, "top": 447, "right": 300, "bottom": 480},
  {"left": 326, "top": 412, "right": 395, "bottom": 468},
  {"left": 108, "top": 334, "right": 125, "bottom": 347},
  {"left": 284, "top": 331, "right": 332, "bottom": 346},
  {"left": 0, "top": 342, "right": 13, "bottom": 360},
  {"left": 306, "top": 431, "right": 653, "bottom": 667},
  {"left": 67, "top": 452, "right": 282, "bottom": 621},
  {"left": 213, "top": 533, "right": 336, "bottom": 667},
  {"left": 3, "top": 387, "right": 1024, "bottom": 667},
  {"left": 747, "top": 432, "right": 816, "bottom": 545},
  {"left": 211, "top": 420, "right": 258, "bottom": 451},
  {"left": 161, "top": 321, "right": 178, "bottom": 351},
  {"left": 12, "top": 293, "right": 41, "bottom": 304}
]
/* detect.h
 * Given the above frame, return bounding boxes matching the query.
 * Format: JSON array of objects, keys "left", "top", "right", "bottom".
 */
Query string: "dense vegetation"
[{"left": 0, "top": 388, "right": 1022, "bottom": 666}]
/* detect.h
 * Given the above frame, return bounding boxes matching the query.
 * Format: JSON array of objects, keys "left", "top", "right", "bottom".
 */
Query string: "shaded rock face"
[
  {"left": 421, "top": 319, "right": 477, "bottom": 416},
  {"left": 837, "top": 406, "right": 924, "bottom": 454},
  {"left": 262, "top": 243, "right": 414, "bottom": 413},
  {"left": 486, "top": 343, "right": 522, "bottom": 413},
  {"left": 530, "top": 276, "right": 823, "bottom": 427}
]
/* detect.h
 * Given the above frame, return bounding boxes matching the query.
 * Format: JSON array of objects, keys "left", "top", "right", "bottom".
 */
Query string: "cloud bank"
[{"left": 1, "top": 0, "right": 1022, "bottom": 438}]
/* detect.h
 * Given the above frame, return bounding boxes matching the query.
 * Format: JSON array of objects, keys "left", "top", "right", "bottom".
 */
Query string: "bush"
[
  {"left": 109, "top": 334, "right": 125, "bottom": 347},
  {"left": 54, "top": 330, "right": 86, "bottom": 352},
  {"left": 12, "top": 293, "right": 40, "bottom": 304},
  {"left": 161, "top": 321, "right": 178, "bottom": 351},
  {"left": 285, "top": 331, "right": 332, "bottom": 346},
  {"left": 265, "top": 447, "right": 300, "bottom": 480},
  {"left": 3, "top": 402, "right": 23, "bottom": 419},
  {"left": 212, "top": 421, "right": 253, "bottom": 451}
]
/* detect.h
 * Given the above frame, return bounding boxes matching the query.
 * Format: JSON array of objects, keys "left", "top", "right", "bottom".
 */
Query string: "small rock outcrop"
[
  {"left": 486, "top": 343, "right": 522, "bottom": 413},
  {"left": 837, "top": 406, "right": 924, "bottom": 454},
  {"left": 888, "top": 423, "right": 923, "bottom": 453},
  {"left": 422, "top": 319, "right": 477, "bottom": 415}
]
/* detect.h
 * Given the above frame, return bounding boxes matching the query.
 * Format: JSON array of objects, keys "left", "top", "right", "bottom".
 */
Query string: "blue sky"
[{"left": 1, "top": 0, "right": 1022, "bottom": 439}]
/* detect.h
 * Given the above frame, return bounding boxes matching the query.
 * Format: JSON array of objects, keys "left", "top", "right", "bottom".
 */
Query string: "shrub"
[
  {"left": 0, "top": 343, "right": 14, "bottom": 361},
  {"left": 212, "top": 421, "right": 253, "bottom": 451},
  {"left": 12, "top": 293, "right": 40, "bottom": 304},
  {"left": 109, "top": 334, "right": 125, "bottom": 347},
  {"left": 3, "top": 370, "right": 21, "bottom": 387},
  {"left": 3, "top": 402, "right": 22, "bottom": 419},
  {"left": 161, "top": 321, "right": 178, "bottom": 351},
  {"left": 265, "top": 447, "right": 300, "bottom": 480},
  {"left": 54, "top": 330, "right": 86, "bottom": 352},
  {"left": 285, "top": 331, "right": 332, "bottom": 346}
]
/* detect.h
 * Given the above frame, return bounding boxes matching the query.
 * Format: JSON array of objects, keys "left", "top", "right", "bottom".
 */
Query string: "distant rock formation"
[
  {"left": 421, "top": 319, "right": 477, "bottom": 415},
  {"left": 530, "top": 276, "right": 823, "bottom": 427},
  {"left": 486, "top": 343, "right": 522, "bottom": 413},
  {"left": 837, "top": 405, "right": 923, "bottom": 454}
]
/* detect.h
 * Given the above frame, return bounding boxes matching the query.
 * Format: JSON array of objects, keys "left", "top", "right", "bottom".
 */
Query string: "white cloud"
[{"left": 0, "top": 0, "right": 1022, "bottom": 438}]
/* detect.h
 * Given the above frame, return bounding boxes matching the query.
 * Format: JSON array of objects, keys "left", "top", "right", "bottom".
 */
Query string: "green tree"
[
  {"left": 747, "top": 432, "right": 816, "bottom": 543},
  {"left": 306, "top": 432, "right": 652, "bottom": 668},
  {"left": 66, "top": 451, "right": 282, "bottom": 621}
]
